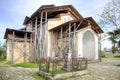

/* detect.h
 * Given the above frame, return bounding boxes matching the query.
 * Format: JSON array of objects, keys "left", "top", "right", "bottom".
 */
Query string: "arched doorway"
[{"left": 83, "top": 31, "right": 95, "bottom": 59}]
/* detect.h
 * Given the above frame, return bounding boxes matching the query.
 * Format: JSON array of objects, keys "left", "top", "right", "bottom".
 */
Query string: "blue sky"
[{"left": 0, "top": 0, "right": 112, "bottom": 48}]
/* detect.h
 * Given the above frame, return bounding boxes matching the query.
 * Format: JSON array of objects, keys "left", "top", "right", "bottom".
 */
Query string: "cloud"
[
  {"left": 72, "top": 0, "right": 112, "bottom": 20},
  {"left": 0, "top": 0, "right": 113, "bottom": 47},
  {"left": 0, "top": 0, "right": 67, "bottom": 41},
  {"left": 1, "top": 0, "right": 66, "bottom": 16}
]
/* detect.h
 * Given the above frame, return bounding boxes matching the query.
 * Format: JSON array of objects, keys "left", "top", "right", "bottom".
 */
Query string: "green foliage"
[
  {"left": 99, "top": 0, "right": 120, "bottom": 54},
  {"left": 107, "top": 29, "right": 120, "bottom": 54},
  {"left": 48, "top": 69, "right": 67, "bottom": 75},
  {"left": 12, "top": 63, "right": 39, "bottom": 68},
  {"left": 107, "top": 29, "right": 120, "bottom": 43},
  {"left": 113, "top": 54, "right": 120, "bottom": 58},
  {"left": 111, "top": 45, "right": 117, "bottom": 54},
  {"left": 32, "top": 72, "right": 45, "bottom": 80},
  {"left": 101, "top": 53, "right": 106, "bottom": 57},
  {"left": 116, "top": 64, "right": 120, "bottom": 67},
  {"left": 102, "top": 54, "right": 120, "bottom": 60},
  {"left": 0, "top": 58, "right": 6, "bottom": 63},
  {"left": 0, "top": 42, "right": 6, "bottom": 59},
  {"left": 55, "top": 78, "right": 64, "bottom": 80}
]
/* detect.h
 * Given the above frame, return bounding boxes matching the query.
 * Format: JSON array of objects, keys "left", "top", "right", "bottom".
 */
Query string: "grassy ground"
[
  {"left": 102, "top": 57, "right": 120, "bottom": 60},
  {"left": 32, "top": 72, "right": 45, "bottom": 80},
  {"left": 32, "top": 72, "right": 64, "bottom": 80},
  {"left": 102, "top": 53, "right": 120, "bottom": 60},
  {"left": 102, "top": 53, "right": 120, "bottom": 67},
  {"left": 0, "top": 58, "right": 6, "bottom": 62},
  {"left": 116, "top": 64, "right": 120, "bottom": 66},
  {"left": 11, "top": 62, "right": 39, "bottom": 68}
]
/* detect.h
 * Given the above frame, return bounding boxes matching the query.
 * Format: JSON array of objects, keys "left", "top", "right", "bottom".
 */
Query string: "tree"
[
  {"left": 111, "top": 45, "right": 117, "bottom": 54},
  {"left": 0, "top": 42, "right": 6, "bottom": 59},
  {"left": 100, "top": 0, "right": 120, "bottom": 30},
  {"left": 99, "top": 0, "right": 120, "bottom": 54},
  {"left": 107, "top": 29, "right": 120, "bottom": 54}
]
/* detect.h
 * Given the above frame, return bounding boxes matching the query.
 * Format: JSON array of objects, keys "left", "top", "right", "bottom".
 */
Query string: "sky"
[{"left": 0, "top": 0, "right": 112, "bottom": 48}]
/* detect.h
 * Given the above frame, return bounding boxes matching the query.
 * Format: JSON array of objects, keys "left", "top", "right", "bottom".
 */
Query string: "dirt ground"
[
  {"left": 0, "top": 60, "right": 120, "bottom": 80},
  {"left": 67, "top": 60, "right": 120, "bottom": 80}
]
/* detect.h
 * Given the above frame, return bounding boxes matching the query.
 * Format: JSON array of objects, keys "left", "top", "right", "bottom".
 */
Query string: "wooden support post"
[
  {"left": 30, "top": 33, "right": 33, "bottom": 62},
  {"left": 45, "top": 12, "right": 48, "bottom": 23},
  {"left": 68, "top": 22, "right": 71, "bottom": 71},
  {"left": 11, "top": 31, "right": 15, "bottom": 63},
  {"left": 40, "top": 12, "right": 43, "bottom": 59},
  {"left": 30, "top": 21, "right": 33, "bottom": 31},
  {"left": 34, "top": 17, "right": 37, "bottom": 61},
  {"left": 39, "top": 12, "right": 43, "bottom": 71},
  {"left": 24, "top": 33, "right": 27, "bottom": 62},
  {"left": 50, "top": 31, "right": 53, "bottom": 58},
  {"left": 44, "top": 12, "right": 47, "bottom": 58},
  {"left": 68, "top": 22, "right": 71, "bottom": 52},
  {"left": 60, "top": 27, "right": 63, "bottom": 58},
  {"left": 73, "top": 23, "right": 76, "bottom": 57}
]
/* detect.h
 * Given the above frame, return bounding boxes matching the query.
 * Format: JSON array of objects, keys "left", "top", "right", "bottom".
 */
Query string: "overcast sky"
[{"left": 0, "top": 0, "right": 112, "bottom": 48}]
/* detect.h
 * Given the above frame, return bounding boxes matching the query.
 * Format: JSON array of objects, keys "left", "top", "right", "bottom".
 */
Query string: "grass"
[
  {"left": 10, "top": 62, "right": 67, "bottom": 74},
  {"left": 102, "top": 57, "right": 120, "bottom": 60},
  {"left": 32, "top": 72, "right": 65, "bottom": 80},
  {"left": 113, "top": 54, "right": 120, "bottom": 58},
  {"left": 11, "top": 62, "right": 39, "bottom": 68},
  {"left": 102, "top": 53, "right": 120, "bottom": 60},
  {"left": 0, "top": 58, "right": 6, "bottom": 62},
  {"left": 116, "top": 64, "right": 120, "bottom": 67},
  {"left": 32, "top": 72, "right": 45, "bottom": 80},
  {"left": 55, "top": 78, "right": 64, "bottom": 80},
  {"left": 101, "top": 53, "right": 120, "bottom": 67},
  {"left": 48, "top": 69, "right": 68, "bottom": 75}
]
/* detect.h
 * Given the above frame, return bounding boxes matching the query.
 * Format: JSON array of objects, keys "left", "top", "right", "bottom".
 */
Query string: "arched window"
[{"left": 83, "top": 31, "right": 95, "bottom": 59}]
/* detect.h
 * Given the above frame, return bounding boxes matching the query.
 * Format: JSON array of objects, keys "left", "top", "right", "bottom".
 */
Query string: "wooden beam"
[
  {"left": 60, "top": 27, "right": 63, "bottom": 58},
  {"left": 39, "top": 12, "right": 43, "bottom": 71},
  {"left": 34, "top": 17, "right": 37, "bottom": 61},
  {"left": 68, "top": 22, "right": 72, "bottom": 71},
  {"left": 45, "top": 12, "right": 47, "bottom": 58},
  {"left": 40, "top": 12, "right": 43, "bottom": 59},
  {"left": 75, "top": 20, "right": 83, "bottom": 30},
  {"left": 11, "top": 31, "right": 15, "bottom": 63},
  {"left": 73, "top": 23, "right": 76, "bottom": 58},
  {"left": 30, "top": 33, "right": 33, "bottom": 62},
  {"left": 24, "top": 33, "right": 27, "bottom": 62},
  {"left": 30, "top": 21, "right": 33, "bottom": 31},
  {"left": 68, "top": 22, "right": 71, "bottom": 51}
]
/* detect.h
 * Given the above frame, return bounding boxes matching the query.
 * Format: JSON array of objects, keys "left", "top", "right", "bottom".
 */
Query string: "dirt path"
[
  {"left": 67, "top": 60, "right": 120, "bottom": 80},
  {"left": 0, "top": 62, "right": 38, "bottom": 80},
  {"left": 0, "top": 60, "right": 120, "bottom": 80}
]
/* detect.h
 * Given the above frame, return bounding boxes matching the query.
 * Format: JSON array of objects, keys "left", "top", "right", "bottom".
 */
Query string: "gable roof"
[
  {"left": 49, "top": 17, "right": 103, "bottom": 34},
  {"left": 31, "top": 5, "right": 82, "bottom": 18},
  {"left": 23, "top": 16, "right": 30, "bottom": 25},
  {"left": 39, "top": 4, "right": 55, "bottom": 9},
  {"left": 23, "top": 5, "right": 83, "bottom": 25}
]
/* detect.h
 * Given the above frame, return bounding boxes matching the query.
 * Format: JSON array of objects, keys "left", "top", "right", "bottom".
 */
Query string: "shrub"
[
  {"left": 101, "top": 53, "right": 106, "bottom": 57},
  {"left": 0, "top": 42, "right": 6, "bottom": 59}
]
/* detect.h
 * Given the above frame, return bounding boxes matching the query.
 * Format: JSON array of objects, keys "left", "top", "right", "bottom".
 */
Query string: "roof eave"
[
  {"left": 30, "top": 5, "right": 83, "bottom": 20},
  {"left": 49, "top": 17, "right": 104, "bottom": 33}
]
